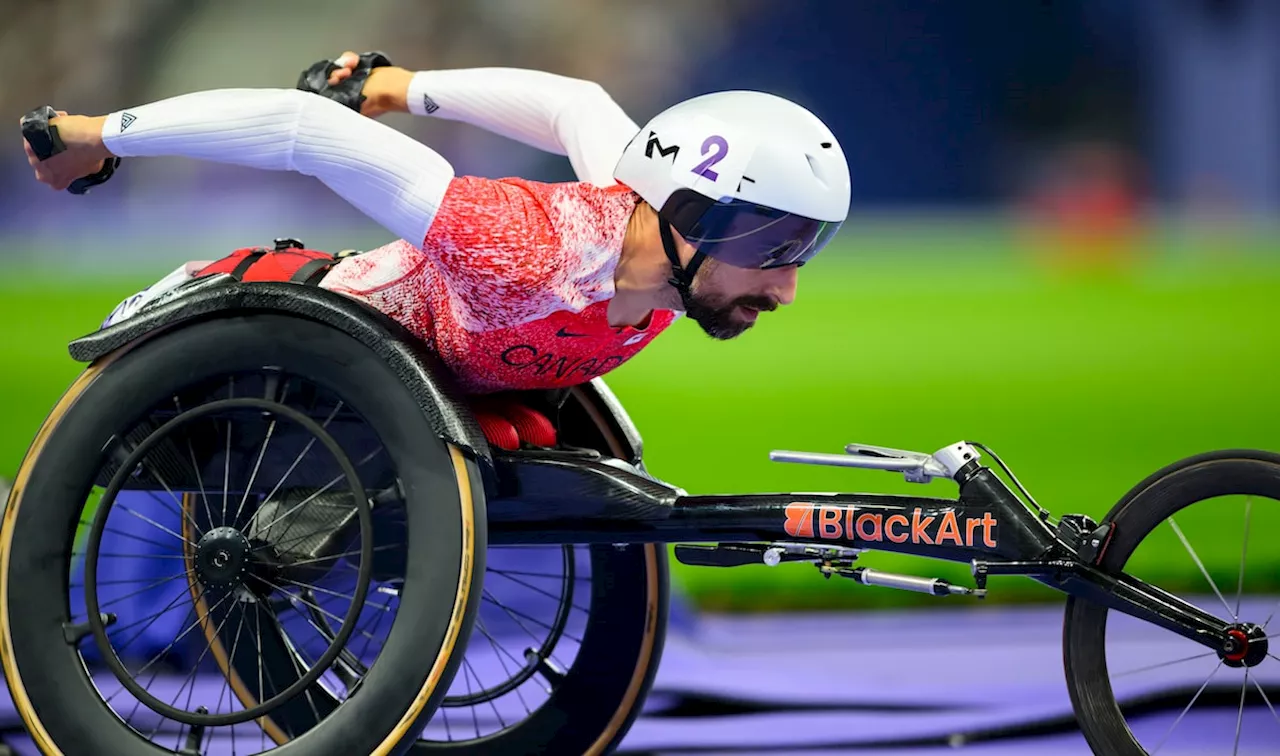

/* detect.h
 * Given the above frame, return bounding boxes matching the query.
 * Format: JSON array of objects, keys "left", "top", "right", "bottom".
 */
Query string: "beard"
[{"left": 682, "top": 287, "right": 777, "bottom": 340}]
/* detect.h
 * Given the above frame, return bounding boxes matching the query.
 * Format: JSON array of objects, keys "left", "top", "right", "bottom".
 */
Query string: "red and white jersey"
[
  {"left": 321, "top": 176, "right": 680, "bottom": 394},
  {"left": 98, "top": 68, "right": 677, "bottom": 394}
]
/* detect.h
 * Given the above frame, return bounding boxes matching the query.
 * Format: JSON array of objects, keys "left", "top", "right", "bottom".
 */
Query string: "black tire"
[
  {"left": 192, "top": 370, "right": 667, "bottom": 753},
  {"left": 0, "top": 314, "right": 486, "bottom": 756},
  {"left": 276, "top": 381, "right": 669, "bottom": 755},
  {"left": 1062, "top": 449, "right": 1280, "bottom": 756},
  {"left": 414, "top": 542, "right": 668, "bottom": 755},
  {"left": 408, "top": 384, "right": 668, "bottom": 755}
]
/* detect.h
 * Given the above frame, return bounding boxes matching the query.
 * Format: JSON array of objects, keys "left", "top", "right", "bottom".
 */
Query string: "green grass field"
[{"left": 3, "top": 222, "right": 1279, "bottom": 611}]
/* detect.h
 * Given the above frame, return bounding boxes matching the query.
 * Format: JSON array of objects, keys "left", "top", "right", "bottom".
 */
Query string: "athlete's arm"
[
  {"left": 351, "top": 58, "right": 639, "bottom": 188},
  {"left": 24, "top": 88, "right": 454, "bottom": 246}
]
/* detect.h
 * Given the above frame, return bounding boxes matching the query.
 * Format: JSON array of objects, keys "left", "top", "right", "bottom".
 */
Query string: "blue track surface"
[{"left": 2, "top": 598, "right": 1278, "bottom": 755}]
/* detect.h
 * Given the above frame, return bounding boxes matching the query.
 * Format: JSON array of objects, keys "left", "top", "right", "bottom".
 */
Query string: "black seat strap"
[
  {"left": 228, "top": 249, "right": 269, "bottom": 280},
  {"left": 289, "top": 257, "right": 337, "bottom": 286}
]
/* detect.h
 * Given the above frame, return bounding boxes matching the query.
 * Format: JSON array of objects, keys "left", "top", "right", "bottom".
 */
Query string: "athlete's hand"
[
  {"left": 21, "top": 112, "right": 113, "bottom": 192},
  {"left": 297, "top": 50, "right": 412, "bottom": 118}
]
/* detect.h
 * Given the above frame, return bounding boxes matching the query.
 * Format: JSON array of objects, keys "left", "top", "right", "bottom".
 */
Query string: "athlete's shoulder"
[
  {"left": 428, "top": 175, "right": 637, "bottom": 254},
  {"left": 443, "top": 175, "right": 638, "bottom": 214},
  {"left": 418, "top": 175, "right": 637, "bottom": 332}
]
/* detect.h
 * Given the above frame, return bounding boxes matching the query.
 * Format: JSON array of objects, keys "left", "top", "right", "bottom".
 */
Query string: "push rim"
[{"left": 83, "top": 396, "right": 375, "bottom": 727}]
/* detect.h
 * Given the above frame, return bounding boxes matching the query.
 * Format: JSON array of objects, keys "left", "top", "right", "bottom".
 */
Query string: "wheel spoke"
[
  {"left": 276, "top": 577, "right": 358, "bottom": 604},
  {"left": 116, "top": 502, "right": 195, "bottom": 548},
  {"left": 1150, "top": 661, "right": 1221, "bottom": 754},
  {"left": 253, "top": 603, "right": 269, "bottom": 750},
  {"left": 73, "top": 574, "right": 192, "bottom": 588},
  {"left": 461, "top": 659, "right": 483, "bottom": 739},
  {"left": 249, "top": 575, "right": 383, "bottom": 646},
  {"left": 135, "top": 468, "right": 202, "bottom": 541},
  {"left": 472, "top": 655, "right": 510, "bottom": 731},
  {"left": 268, "top": 608, "right": 326, "bottom": 727},
  {"left": 96, "top": 553, "right": 189, "bottom": 560},
  {"left": 132, "top": 589, "right": 238, "bottom": 680},
  {"left": 472, "top": 613, "right": 534, "bottom": 715},
  {"left": 490, "top": 570, "right": 588, "bottom": 615},
  {"left": 480, "top": 597, "right": 580, "bottom": 645},
  {"left": 485, "top": 568, "right": 592, "bottom": 582},
  {"left": 1233, "top": 668, "right": 1247, "bottom": 755},
  {"left": 111, "top": 585, "right": 204, "bottom": 656},
  {"left": 481, "top": 588, "right": 574, "bottom": 671},
  {"left": 1112, "top": 649, "right": 1220, "bottom": 679},
  {"left": 96, "top": 570, "right": 191, "bottom": 612},
  {"left": 1250, "top": 675, "right": 1280, "bottom": 728},
  {"left": 352, "top": 585, "right": 395, "bottom": 669},
  {"left": 77, "top": 522, "right": 189, "bottom": 553},
  {"left": 167, "top": 593, "right": 243, "bottom": 719},
  {"left": 104, "top": 600, "right": 198, "bottom": 707},
  {"left": 233, "top": 418, "right": 278, "bottom": 526},
  {"left": 440, "top": 694, "right": 453, "bottom": 741},
  {"left": 175, "top": 396, "right": 218, "bottom": 536},
  {"left": 172, "top": 599, "right": 239, "bottom": 718},
  {"left": 276, "top": 543, "right": 398, "bottom": 569},
  {"left": 282, "top": 592, "right": 368, "bottom": 693},
  {"left": 258, "top": 401, "right": 346, "bottom": 515},
  {"left": 253, "top": 446, "right": 382, "bottom": 537},
  {"left": 278, "top": 576, "right": 395, "bottom": 614},
  {"left": 1235, "top": 496, "right": 1251, "bottom": 620},
  {"left": 1167, "top": 517, "right": 1234, "bottom": 618},
  {"left": 1262, "top": 597, "right": 1280, "bottom": 631},
  {"left": 222, "top": 415, "right": 233, "bottom": 525}
]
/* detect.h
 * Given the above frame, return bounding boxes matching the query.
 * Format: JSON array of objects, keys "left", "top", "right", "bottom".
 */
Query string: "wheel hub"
[
  {"left": 1220, "top": 623, "right": 1268, "bottom": 668},
  {"left": 193, "top": 526, "right": 252, "bottom": 590}
]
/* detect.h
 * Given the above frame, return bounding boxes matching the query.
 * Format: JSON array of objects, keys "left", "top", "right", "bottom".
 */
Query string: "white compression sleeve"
[
  {"left": 101, "top": 88, "right": 455, "bottom": 245},
  {"left": 406, "top": 68, "right": 640, "bottom": 187}
]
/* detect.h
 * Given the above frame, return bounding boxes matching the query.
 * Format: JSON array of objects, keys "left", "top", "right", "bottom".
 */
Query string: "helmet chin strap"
[{"left": 659, "top": 221, "right": 706, "bottom": 309}]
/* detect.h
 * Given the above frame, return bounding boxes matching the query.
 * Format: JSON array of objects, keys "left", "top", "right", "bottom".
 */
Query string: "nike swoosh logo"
[{"left": 556, "top": 327, "right": 590, "bottom": 338}]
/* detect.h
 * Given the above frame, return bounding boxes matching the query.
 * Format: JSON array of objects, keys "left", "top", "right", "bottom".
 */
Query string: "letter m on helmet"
[{"left": 643, "top": 131, "right": 680, "bottom": 161}]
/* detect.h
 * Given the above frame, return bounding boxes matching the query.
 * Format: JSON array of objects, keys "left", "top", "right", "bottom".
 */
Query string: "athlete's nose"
[{"left": 768, "top": 265, "right": 799, "bottom": 307}]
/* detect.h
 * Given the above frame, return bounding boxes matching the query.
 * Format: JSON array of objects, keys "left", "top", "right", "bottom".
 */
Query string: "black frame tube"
[
  {"left": 486, "top": 459, "right": 1235, "bottom": 652},
  {"left": 490, "top": 490, "right": 1049, "bottom": 563}
]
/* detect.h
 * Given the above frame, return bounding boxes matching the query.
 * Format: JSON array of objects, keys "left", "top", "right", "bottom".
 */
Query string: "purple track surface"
[{"left": 2, "top": 599, "right": 1278, "bottom": 755}]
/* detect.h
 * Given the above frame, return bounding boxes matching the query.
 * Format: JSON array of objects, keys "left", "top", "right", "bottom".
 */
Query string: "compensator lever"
[
  {"left": 769, "top": 441, "right": 979, "bottom": 483},
  {"left": 825, "top": 565, "right": 985, "bottom": 598}
]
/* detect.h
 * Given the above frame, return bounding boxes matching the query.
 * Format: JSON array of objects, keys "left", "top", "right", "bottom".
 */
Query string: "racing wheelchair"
[
  {"left": 13, "top": 104, "right": 1277, "bottom": 756},
  {"left": 3, "top": 265, "right": 1278, "bottom": 756}
]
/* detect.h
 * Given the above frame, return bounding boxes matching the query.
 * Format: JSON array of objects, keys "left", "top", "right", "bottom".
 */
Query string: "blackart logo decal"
[
  {"left": 120, "top": 112, "right": 136, "bottom": 132},
  {"left": 783, "top": 502, "right": 998, "bottom": 548}
]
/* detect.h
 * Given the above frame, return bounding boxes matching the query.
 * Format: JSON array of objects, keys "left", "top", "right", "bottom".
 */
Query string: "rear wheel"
[
  {"left": 0, "top": 314, "right": 485, "bottom": 755},
  {"left": 1063, "top": 451, "right": 1280, "bottom": 755},
  {"left": 414, "top": 541, "right": 667, "bottom": 754},
  {"left": 214, "top": 384, "right": 670, "bottom": 754}
]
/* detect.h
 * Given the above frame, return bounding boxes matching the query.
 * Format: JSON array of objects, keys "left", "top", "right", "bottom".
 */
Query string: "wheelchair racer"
[{"left": 22, "top": 51, "right": 850, "bottom": 396}]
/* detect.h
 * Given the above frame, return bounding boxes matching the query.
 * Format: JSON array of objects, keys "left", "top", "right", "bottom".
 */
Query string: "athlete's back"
[{"left": 323, "top": 176, "right": 679, "bottom": 393}]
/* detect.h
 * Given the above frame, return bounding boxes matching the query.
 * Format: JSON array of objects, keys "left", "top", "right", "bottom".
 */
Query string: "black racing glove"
[{"left": 296, "top": 51, "right": 394, "bottom": 113}]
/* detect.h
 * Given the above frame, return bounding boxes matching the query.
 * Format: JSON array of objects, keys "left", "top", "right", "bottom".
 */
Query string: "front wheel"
[{"left": 1063, "top": 450, "right": 1280, "bottom": 755}]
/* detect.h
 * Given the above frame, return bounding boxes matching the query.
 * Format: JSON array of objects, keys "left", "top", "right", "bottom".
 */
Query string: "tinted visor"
[{"left": 661, "top": 189, "right": 842, "bottom": 269}]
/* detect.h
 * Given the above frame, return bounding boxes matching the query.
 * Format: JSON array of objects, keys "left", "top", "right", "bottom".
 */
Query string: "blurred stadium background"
[{"left": 2, "top": 0, "right": 1278, "bottom": 615}]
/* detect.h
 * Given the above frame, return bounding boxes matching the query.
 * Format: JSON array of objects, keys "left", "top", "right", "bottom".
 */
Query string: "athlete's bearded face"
[{"left": 684, "top": 256, "right": 799, "bottom": 340}]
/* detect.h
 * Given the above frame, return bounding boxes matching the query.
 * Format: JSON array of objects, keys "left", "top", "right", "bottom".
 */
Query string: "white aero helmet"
[{"left": 613, "top": 90, "right": 850, "bottom": 288}]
